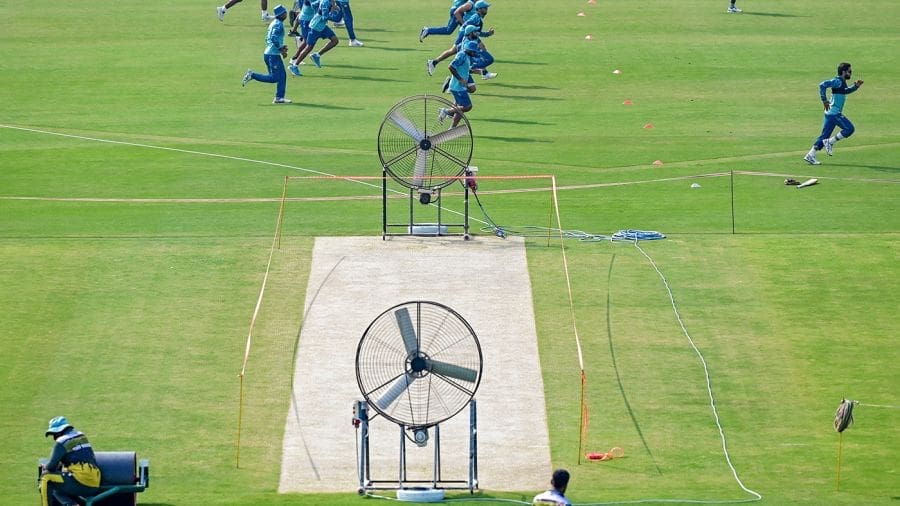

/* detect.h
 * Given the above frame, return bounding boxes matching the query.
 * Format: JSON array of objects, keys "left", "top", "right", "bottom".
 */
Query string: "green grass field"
[{"left": 1, "top": 0, "right": 898, "bottom": 504}]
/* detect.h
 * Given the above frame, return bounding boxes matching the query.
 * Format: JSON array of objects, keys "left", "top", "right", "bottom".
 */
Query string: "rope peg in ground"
[
  {"left": 834, "top": 398, "right": 858, "bottom": 491},
  {"left": 585, "top": 447, "right": 624, "bottom": 461}
]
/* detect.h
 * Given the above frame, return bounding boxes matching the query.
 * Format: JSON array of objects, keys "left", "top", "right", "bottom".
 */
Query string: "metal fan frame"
[
  {"left": 377, "top": 94, "right": 474, "bottom": 191},
  {"left": 355, "top": 300, "right": 483, "bottom": 430}
]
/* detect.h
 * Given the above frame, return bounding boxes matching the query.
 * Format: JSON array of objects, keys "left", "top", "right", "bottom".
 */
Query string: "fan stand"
[
  {"left": 354, "top": 399, "right": 478, "bottom": 496},
  {"left": 381, "top": 167, "right": 471, "bottom": 240}
]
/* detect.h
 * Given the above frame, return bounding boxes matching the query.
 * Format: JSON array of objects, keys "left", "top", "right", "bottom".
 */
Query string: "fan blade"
[
  {"left": 395, "top": 308, "right": 418, "bottom": 355},
  {"left": 375, "top": 374, "right": 414, "bottom": 410},
  {"left": 428, "top": 359, "right": 478, "bottom": 383},
  {"left": 388, "top": 110, "right": 425, "bottom": 143},
  {"left": 411, "top": 148, "right": 428, "bottom": 188},
  {"left": 428, "top": 125, "right": 468, "bottom": 146}
]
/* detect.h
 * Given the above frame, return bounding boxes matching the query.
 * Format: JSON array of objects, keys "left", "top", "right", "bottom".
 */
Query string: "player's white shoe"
[
  {"left": 217, "top": 6, "right": 226, "bottom": 21},
  {"left": 481, "top": 72, "right": 497, "bottom": 80},
  {"left": 727, "top": 6, "right": 742, "bottom": 13},
  {"left": 349, "top": 39, "right": 364, "bottom": 47},
  {"left": 332, "top": 21, "right": 345, "bottom": 28},
  {"left": 437, "top": 108, "right": 449, "bottom": 124},
  {"left": 803, "top": 153, "right": 821, "bottom": 165},
  {"left": 823, "top": 138, "right": 834, "bottom": 156},
  {"left": 242, "top": 69, "right": 253, "bottom": 87},
  {"left": 419, "top": 27, "right": 429, "bottom": 42},
  {"left": 426, "top": 60, "right": 436, "bottom": 76},
  {"left": 273, "top": 97, "right": 293, "bottom": 104}
]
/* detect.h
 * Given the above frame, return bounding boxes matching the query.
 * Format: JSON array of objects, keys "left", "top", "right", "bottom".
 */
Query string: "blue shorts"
[
  {"left": 451, "top": 89, "right": 472, "bottom": 108},
  {"left": 299, "top": 19, "right": 312, "bottom": 42},
  {"left": 307, "top": 26, "right": 336, "bottom": 46}
]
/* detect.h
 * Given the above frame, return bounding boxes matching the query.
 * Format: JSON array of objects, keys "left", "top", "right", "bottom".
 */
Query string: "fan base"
[
  {"left": 396, "top": 487, "right": 446, "bottom": 502},
  {"left": 408, "top": 225, "right": 449, "bottom": 235}
]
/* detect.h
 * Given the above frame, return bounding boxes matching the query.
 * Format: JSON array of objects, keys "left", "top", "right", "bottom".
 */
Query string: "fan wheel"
[
  {"left": 377, "top": 95, "right": 473, "bottom": 191},
  {"left": 356, "top": 301, "right": 483, "bottom": 429}
]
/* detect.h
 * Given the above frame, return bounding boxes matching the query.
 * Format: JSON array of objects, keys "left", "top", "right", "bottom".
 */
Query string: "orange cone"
[
  {"left": 622, "top": 99, "right": 633, "bottom": 105},
  {"left": 588, "top": 0, "right": 597, "bottom": 4},
  {"left": 577, "top": 12, "right": 586, "bottom": 16},
  {"left": 652, "top": 160, "right": 663, "bottom": 166},
  {"left": 612, "top": 69, "right": 622, "bottom": 75},
  {"left": 585, "top": 35, "right": 593, "bottom": 40},
  {"left": 644, "top": 123, "right": 655, "bottom": 129}
]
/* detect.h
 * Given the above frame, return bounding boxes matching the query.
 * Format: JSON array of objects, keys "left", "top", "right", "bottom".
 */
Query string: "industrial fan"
[
  {"left": 377, "top": 95, "right": 475, "bottom": 237},
  {"left": 356, "top": 300, "right": 482, "bottom": 431},
  {"left": 377, "top": 95, "right": 473, "bottom": 191},
  {"left": 353, "top": 301, "right": 482, "bottom": 495}
]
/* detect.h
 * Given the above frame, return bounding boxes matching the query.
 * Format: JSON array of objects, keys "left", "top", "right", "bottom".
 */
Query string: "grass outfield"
[{"left": 1, "top": 0, "right": 898, "bottom": 504}]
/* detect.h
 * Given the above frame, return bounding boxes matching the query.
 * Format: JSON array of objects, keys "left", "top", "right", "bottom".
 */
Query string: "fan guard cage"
[
  {"left": 377, "top": 94, "right": 473, "bottom": 190},
  {"left": 356, "top": 301, "right": 483, "bottom": 429}
]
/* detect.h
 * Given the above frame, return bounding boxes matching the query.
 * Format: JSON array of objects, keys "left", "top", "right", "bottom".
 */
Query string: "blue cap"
[
  {"left": 474, "top": 1, "right": 490, "bottom": 9},
  {"left": 464, "top": 25, "right": 479, "bottom": 35},
  {"left": 273, "top": 4, "right": 288, "bottom": 17},
  {"left": 464, "top": 40, "right": 480, "bottom": 53},
  {"left": 46, "top": 416, "right": 73, "bottom": 437}
]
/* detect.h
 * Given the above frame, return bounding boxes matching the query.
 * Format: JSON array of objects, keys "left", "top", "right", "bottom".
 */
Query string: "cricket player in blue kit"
[
  {"left": 804, "top": 62, "right": 864, "bottom": 165},
  {"left": 242, "top": 4, "right": 292, "bottom": 104},
  {"left": 427, "top": 1, "right": 492, "bottom": 76},
  {"left": 292, "top": 0, "right": 340, "bottom": 70},
  {"left": 438, "top": 40, "right": 480, "bottom": 128},
  {"left": 333, "top": 0, "right": 364, "bottom": 47},
  {"left": 420, "top": 0, "right": 470, "bottom": 42},
  {"left": 288, "top": 0, "right": 318, "bottom": 76}
]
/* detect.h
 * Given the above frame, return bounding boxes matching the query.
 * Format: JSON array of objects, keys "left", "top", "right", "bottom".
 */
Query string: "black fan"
[
  {"left": 377, "top": 95, "right": 473, "bottom": 191},
  {"left": 356, "top": 301, "right": 482, "bottom": 429}
]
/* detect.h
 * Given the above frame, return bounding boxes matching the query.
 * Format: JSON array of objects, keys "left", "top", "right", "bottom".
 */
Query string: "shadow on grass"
[
  {"left": 362, "top": 46, "right": 421, "bottom": 53},
  {"left": 485, "top": 82, "right": 558, "bottom": 91},
  {"left": 742, "top": 11, "right": 807, "bottom": 18},
  {"left": 328, "top": 74, "right": 406, "bottom": 83},
  {"left": 292, "top": 101, "right": 365, "bottom": 111},
  {"left": 324, "top": 64, "right": 400, "bottom": 71},
  {"left": 474, "top": 93, "right": 562, "bottom": 101},
  {"left": 351, "top": 27, "right": 391, "bottom": 33},
  {"left": 479, "top": 135, "right": 550, "bottom": 143},
  {"left": 494, "top": 59, "right": 548, "bottom": 66},
  {"left": 824, "top": 163, "right": 900, "bottom": 172},
  {"left": 477, "top": 117, "right": 555, "bottom": 126}
]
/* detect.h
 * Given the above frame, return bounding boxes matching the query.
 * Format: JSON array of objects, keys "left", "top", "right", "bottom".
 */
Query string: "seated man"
[
  {"left": 532, "top": 468, "right": 572, "bottom": 506},
  {"left": 39, "top": 416, "right": 102, "bottom": 506}
]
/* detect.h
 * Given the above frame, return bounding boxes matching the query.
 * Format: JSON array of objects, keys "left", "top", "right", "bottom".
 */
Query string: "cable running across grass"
[{"left": 595, "top": 239, "right": 762, "bottom": 505}]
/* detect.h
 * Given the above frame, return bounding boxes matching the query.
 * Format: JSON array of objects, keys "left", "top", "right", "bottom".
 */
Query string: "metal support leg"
[
  {"left": 464, "top": 184, "right": 470, "bottom": 239},
  {"left": 433, "top": 425, "right": 441, "bottom": 487},
  {"left": 399, "top": 425, "right": 407, "bottom": 486},
  {"left": 382, "top": 170, "right": 388, "bottom": 240},
  {"left": 469, "top": 399, "right": 478, "bottom": 492}
]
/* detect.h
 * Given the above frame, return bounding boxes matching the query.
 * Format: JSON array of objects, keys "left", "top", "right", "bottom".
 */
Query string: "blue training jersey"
[
  {"left": 459, "top": 12, "right": 483, "bottom": 34},
  {"left": 264, "top": 18, "right": 285, "bottom": 55},
  {"left": 448, "top": 51, "right": 472, "bottom": 92},
  {"left": 300, "top": 0, "right": 316, "bottom": 21},
  {"left": 309, "top": 0, "right": 331, "bottom": 31},
  {"left": 820, "top": 76, "right": 860, "bottom": 116}
]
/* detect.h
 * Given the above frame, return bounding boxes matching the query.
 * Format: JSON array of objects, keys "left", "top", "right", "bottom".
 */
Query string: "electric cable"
[{"left": 470, "top": 187, "right": 507, "bottom": 238}]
